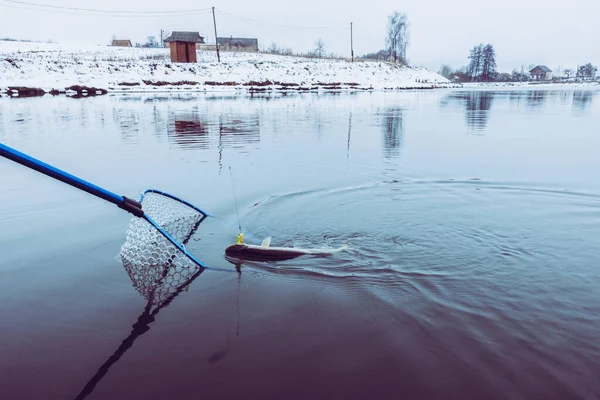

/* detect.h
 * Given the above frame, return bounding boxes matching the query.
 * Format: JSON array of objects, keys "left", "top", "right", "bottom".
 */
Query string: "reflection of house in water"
[
  {"left": 444, "top": 92, "right": 495, "bottom": 131},
  {"left": 572, "top": 91, "right": 593, "bottom": 112},
  {"left": 167, "top": 113, "right": 210, "bottom": 149},
  {"left": 381, "top": 108, "right": 404, "bottom": 158},
  {"left": 165, "top": 111, "right": 260, "bottom": 152}
]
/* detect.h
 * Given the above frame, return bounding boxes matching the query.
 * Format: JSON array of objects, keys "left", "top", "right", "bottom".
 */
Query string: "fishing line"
[
  {"left": 229, "top": 166, "right": 242, "bottom": 234},
  {"left": 236, "top": 268, "right": 241, "bottom": 337}
]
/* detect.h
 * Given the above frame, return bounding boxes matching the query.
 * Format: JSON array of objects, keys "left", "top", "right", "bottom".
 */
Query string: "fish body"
[{"left": 225, "top": 237, "right": 348, "bottom": 261}]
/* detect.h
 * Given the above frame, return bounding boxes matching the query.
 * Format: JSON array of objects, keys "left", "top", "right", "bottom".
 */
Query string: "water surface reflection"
[
  {"left": 443, "top": 91, "right": 495, "bottom": 130},
  {"left": 381, "top": 108, "right": 404, "bottom": 158},
  {"left": 1, "top": 89, "right": 600, "bottom": 400}
]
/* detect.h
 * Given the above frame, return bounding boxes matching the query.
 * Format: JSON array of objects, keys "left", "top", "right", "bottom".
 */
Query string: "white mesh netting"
[{"left": 119, "top": 192, "right": 206, "bottom": 305}]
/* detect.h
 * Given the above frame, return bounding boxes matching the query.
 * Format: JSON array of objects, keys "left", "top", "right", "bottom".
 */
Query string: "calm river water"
[{"left": 1, "top": 89, "right": 599, "bottom": 399}]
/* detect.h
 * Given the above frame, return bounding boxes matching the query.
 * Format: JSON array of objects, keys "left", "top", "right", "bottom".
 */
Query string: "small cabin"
[
  {"left": 529, "top": 65, "right": 553, "bottom": 81},
  {"left": 111, "top": 39, "right": 132, "bottom": 47},
  {"left": 216, "top": 37, "right": 259, "bottom": 52},
  {"left": 163, "top": 31, "right": 206, "bottom": 63}
]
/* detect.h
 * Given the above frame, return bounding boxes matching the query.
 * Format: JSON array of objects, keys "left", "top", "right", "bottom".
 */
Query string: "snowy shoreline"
[
  {"left": 459, "top": 81, "right": 600, "bottom": 90},
  {"left": 0, "top": 41, "right": 456, "bottom": 97},
  {"left": 1, "top": 42, "right": 598, "bottom": 98}
]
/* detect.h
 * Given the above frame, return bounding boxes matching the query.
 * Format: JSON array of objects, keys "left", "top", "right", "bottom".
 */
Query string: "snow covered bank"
[
  {"left": 460, "top": 81, "right": 600, "bottom": 90},
  {"left": 0, "top": 41, "right": 454, "bottom": 96}
]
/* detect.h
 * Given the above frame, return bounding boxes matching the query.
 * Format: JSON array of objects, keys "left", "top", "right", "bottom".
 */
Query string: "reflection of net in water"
[{"left": 75, "top": 191, "right": 208, "bottom": 400}]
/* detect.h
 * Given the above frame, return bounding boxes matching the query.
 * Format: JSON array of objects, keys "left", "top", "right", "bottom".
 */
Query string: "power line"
[
  {"left": 2, "top": 3, "right": 212, "bottom": 17},
  {"left": 3, "top": 0, "right": 211, "bottom": 14},
  {"left": 216, "top": 9, "right": 348, "bottom": 31}
]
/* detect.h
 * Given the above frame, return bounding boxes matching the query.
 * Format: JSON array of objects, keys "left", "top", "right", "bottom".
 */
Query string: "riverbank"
[
  {"left": 0, "top": 41, "right": 455, "bottom": 97},
  {"left": 461, "top": 81, "right": 600, "bottom": 90}
]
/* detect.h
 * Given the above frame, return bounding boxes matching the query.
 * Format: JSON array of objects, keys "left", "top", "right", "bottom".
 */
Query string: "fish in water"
[{"left": 225, "top": 236, "right": 349, "bottom": 261}]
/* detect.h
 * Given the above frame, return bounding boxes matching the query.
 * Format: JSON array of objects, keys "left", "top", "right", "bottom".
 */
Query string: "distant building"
[
  {"left": 529, "top": 65, "right": 553, "bottom": 81},
  {"left": 217, "top": 37, "right": 259, "bottom": 52},
  {"left": 163, "top": 31, "right": 206, "bottom": 63},
  {"left": 111, "top": 39, "right": 132, "bottom": 47}
]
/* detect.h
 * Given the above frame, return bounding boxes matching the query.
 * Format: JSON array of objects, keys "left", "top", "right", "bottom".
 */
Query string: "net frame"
[{"left": 119, "top": 189, "right": 214, "bottom": 304}]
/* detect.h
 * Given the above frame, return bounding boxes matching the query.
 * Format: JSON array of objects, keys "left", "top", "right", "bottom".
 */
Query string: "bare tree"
[
  {"left": 314, "top": 38, "right": 325, "bottom": 58},
  {"left": 162, "top": 31, "right": 171, "bottom": 47},
  {"left": 481, "top": 44, "right": 497, "bottom": 81},
  {"left": 563, "top": 69, "right": 573, "bottom": 79},
  {"left": 267, "top": 42, "right": 280, "bottom": 54},
  {"left": 467, "top": 44, "right": 484, "bottom": 81},
  {"left": 439, "top": 65, "right": 452, "bottom": 78},
  {"left": 386, "top": 11, "right": 409, "bottom": 64},
  {"left": 142, "top": 36, "right": 159, "bottom": 48},
  {"left": 554, "top": 65, "right": 562, "bottom": 77}
]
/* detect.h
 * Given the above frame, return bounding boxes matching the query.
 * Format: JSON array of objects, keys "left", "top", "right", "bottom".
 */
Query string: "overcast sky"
[{"left": 1, "top": 0, "right": 599, "bottom": 73}]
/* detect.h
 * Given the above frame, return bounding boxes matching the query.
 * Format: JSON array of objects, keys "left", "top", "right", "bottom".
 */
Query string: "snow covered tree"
[{"left": 386, "top": 11, "right": 409, "bottom": 64}]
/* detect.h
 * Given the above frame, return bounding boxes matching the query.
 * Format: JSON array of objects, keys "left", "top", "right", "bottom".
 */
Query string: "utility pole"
[
  {"left": 212, "top": 7, "right": 220, "bottom": 62},
  {"left": 160, "top": 29, "right": 163, "bottom": 48},
  {"left": 350, "top": 22, "right": 354, "bottom": 62}
]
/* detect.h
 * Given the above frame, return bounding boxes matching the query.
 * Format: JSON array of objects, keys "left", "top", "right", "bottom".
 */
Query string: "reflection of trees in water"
[
  {"left": 572, "top": 91, "right": 593, "bottom": 112},
  {"left": 444, "top": 91, "right": 495, "bottom": 131},
  {"left": 381, "top": 108, "right": 404, "bottom": 158},
  {"left": 508, "top": 91, "right": 525, "bottom": 107},
  {"left": 559, "top": 91, "right": 571, "bottom": 106},
  {"left": 526, "top": 90, "right": 548, "bottom": 108},
  {"left": 218, "top": 113, "right": 260, "bottom": 173},
  {"left": 347, "top": 112, "right": 352, "bottom": 158},
  {"left": 113, "top": 109, "right": 140, "bottom": 142},
  {"left": 465, "top": 92, "right": 494, "bottom": 130}
]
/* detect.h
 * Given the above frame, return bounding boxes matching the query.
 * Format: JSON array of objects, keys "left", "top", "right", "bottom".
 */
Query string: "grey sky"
[{"left": 1, "top": 0, "right": 598, "bottom": 73}]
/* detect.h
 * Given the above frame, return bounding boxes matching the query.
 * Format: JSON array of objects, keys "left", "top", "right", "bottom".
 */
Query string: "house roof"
[
  {"left": 163, "top": 32, "right": 205, "bottom": 43},
  {"left": 530, "top": 65, "right": 552, "bottom": 73},
  {"left": 111, "top": 40, "right": 132, "bottom": 47},
  {"left": 217, "top": 37, "right": 258, "bottom": 46}
]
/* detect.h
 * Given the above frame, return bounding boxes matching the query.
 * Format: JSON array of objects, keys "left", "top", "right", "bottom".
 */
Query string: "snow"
[
  {"left": 461, "top": 82, "right": 600, "bottom": 90},
  {"left": 0, "top": 41, "right": 454, "bottom": 94}
]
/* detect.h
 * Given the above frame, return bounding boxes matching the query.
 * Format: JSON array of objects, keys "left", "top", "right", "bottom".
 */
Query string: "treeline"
[
  {"left": 439, "top": 43, "right": 598, "bottom": 83},
  {"left": 264, "top": 10, "right": 411, "bottom": 65},
  {"left": 263, "top": 40, "right": 345, "bottom": 60}
]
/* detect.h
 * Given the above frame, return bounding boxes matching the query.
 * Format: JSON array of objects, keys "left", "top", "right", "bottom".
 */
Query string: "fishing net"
[
  {"left": 77, "top": 192, "right": 209, "bottom": 400},
  {"left": 119, "top": 190, "right": 208, "bottom": 305}
]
